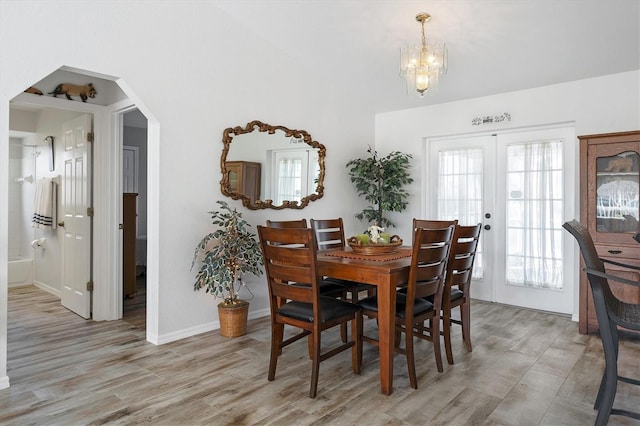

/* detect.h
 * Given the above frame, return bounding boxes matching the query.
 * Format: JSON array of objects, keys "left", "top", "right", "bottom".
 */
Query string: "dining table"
[{"left": 317, "top": 246, "right": 412, "bottom": 395}]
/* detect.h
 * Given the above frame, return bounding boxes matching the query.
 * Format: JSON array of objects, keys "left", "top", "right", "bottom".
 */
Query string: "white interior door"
[
  {"left": 61, "top": 114, "right": 93, "bottom": 319},
  {"left": 428, "top": 126, "right": 575, "bottom": 314}
]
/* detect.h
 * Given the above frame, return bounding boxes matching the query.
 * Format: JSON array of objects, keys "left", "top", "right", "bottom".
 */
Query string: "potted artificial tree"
[
  {"left": 192, "top": 200, "right": 264, "bottom": 337},
  {"left": 346, "top": 146, "right": 413, "bottom": 229}
]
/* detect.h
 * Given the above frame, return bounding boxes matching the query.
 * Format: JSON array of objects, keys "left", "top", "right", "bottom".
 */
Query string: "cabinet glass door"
[{"left": 595, "top": 151, "right": 639, "bottom": 234}]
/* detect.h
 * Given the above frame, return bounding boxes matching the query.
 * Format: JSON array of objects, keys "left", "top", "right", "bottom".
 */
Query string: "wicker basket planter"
[{"left": 218, "top": 300, "right": 250, "bottom": 337}]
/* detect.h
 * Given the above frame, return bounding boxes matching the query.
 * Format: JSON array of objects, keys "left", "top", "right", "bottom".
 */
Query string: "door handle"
[
  {"left": 484, "top": 225, "right": 491, "bottom": 231},
  {"left": 57, "top": 221, "right": 65, "bottom": 228}
]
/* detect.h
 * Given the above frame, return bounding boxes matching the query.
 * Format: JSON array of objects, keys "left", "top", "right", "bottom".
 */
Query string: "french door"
[{"left": 427, "top": 126, "right": 576, "bottom": 314}]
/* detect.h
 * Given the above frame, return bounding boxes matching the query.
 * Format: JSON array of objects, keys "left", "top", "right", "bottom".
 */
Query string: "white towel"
[{"left": 32, "top": 178, "right": 57, "bottom": 230}]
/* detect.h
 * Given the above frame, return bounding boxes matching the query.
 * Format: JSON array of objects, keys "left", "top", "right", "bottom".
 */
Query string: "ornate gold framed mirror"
[{"left": 220, "top": 120, "right": 326, "bottom": 210}]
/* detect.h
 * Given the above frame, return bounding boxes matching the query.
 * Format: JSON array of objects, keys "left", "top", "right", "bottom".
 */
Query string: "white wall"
[{"left": 0, "top": 1, "right": 373, "bottom": 386}]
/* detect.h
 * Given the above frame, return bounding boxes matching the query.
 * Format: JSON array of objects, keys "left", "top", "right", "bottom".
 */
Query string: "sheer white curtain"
[{"left": 506, "top": 140, "right": 563, "bottom": 289}]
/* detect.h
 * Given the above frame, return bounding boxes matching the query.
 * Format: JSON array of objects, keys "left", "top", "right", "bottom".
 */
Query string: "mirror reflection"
[{"left": 220, "top": 121, "right": 325, "bottom": 210}]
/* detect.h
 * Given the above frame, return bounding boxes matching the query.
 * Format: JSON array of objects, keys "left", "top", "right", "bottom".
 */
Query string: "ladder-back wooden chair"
[
  {"left": 357, "top": 225, "right": 454, "bottom": 389},
  {"left": 440, "top": 223, "right": 482, "bottom": 365},
  {"left": 257, "top": 225, "right": 362, "bottom": 398},
  {"left": 311, "top": 218, "right": 376, "bottom": 301}
]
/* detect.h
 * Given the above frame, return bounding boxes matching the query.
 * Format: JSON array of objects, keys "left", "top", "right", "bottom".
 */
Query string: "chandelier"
[{"left": 400, "top": 13, "right": 447, "bottom": 97}]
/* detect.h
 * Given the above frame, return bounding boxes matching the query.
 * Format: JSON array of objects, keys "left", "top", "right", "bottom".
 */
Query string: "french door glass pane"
[
  {"left": 438, "top": 148, "right": 484, "bottom": 278},
  {"left": 506, "top": 140, "right": 563, "bottom": 289}
]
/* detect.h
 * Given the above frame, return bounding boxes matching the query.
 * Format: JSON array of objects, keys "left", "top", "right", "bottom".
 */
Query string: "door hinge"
[
  {"left": 86, "top": 281, "right": 94, "bottom": 292},
  {"left": 87, "top": 132, "right": 94, "bottom": 143},
  {"left": 87, "top": 207, "right": 94, "bottom": 217}
]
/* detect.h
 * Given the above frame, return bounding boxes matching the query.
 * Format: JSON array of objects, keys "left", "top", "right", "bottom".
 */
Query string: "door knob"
[
  {"left": 484, "top": 225, "right": 491, "bottom": 231},
  {"left": 57, "top": 221, "right": 65, "bottom": 227}
]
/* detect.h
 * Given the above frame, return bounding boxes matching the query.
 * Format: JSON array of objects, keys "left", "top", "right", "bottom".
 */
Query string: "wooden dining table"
[{"left": 317, "top": 248, "right": 412, "bottom": 395}]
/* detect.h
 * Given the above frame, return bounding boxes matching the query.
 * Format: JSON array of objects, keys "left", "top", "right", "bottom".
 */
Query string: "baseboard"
[
  {"left": 149, "top": 308, "right": 270, "bottom": 345},
  {"left": 33, "top": 281, "right": 61, "bottom": 298},
  {"left": 571, "top": 313, "right": 579, "bottom": 322},
  {"left": 248, "top": 307, "right": 269, "bottom": 321},
  {"left": 0, "top": 375, "right": 10, "bottom": 389}
]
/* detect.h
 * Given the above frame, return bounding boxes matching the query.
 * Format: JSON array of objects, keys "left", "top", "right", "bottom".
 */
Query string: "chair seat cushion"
[
  {"left": 323, "top": 277, "right": 376, "bottom": 292},
  {"left": 357, "top": 293, "right": 433, "bottom": 319},
  {"left": 319, "top": 280, "right": 348, "bottom": 296},
  {"left": 450, "top": 288, "right": 464, "bottom": 302},
  {"left": 279, "top": 296, "right": 361, "bottom": 323},
  {"left": 420, "top": 288, "right": 464, "bottom": 304}
]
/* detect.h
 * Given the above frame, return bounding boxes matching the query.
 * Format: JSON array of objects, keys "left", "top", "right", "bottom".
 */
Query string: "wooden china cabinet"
[
  {"left": 578, "top": 130, "right": 640, "bottom": 334},
  {"left": 225, "top": 161, "right": 261, "bottom": 201}
]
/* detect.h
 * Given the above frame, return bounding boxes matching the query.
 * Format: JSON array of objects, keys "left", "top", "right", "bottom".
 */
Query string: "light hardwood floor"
[{"left": 2, "top": 285, "right": 639, "bottom": 425}]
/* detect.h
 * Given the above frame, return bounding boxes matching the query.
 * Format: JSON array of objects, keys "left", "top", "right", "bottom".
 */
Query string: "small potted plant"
[
  {"left": 346, "top": 146, "right": 413, "bottom": 228},
  {"left": 191, "top": 200, "right": 264, "bottom": 337}
]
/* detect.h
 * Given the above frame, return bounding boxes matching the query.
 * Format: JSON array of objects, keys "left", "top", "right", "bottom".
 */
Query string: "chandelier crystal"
[{"left": 400, "top": 13, "right": 447, "bottom": 97}]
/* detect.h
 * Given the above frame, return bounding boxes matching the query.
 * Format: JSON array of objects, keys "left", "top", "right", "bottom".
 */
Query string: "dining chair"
[
  {"left": 310, "top": 218, "right": 377, "bottom": 301},
  {"left": 563, "top": 220, "right": 640, "bottom": 425},
  {"left": 440, "top": 223, "right": 482, "bottom": 365},
  {"left": 257, "top": 225, "right": 362, "bottom": 398},
  {"left": 357, "top": 225, "right": 454, "bottom": 389}
]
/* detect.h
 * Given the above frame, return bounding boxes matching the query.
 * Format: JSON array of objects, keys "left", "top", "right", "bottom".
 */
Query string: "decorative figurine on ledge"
[
  {"left": 24, "top": 86, "right": 43, "bottom": 95},
  {"left": 48, "top": 83, "right": 97, "bottom": 102}
]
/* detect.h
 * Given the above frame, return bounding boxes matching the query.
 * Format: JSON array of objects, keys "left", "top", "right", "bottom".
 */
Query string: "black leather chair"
[{"left": 563, "top": 219, "right": 640, "bottom": 425}]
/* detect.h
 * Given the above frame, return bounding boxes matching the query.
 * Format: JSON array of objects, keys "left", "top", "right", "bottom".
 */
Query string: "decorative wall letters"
[{"left": 472, "top": 112, "right": 511, "bottom": 126}]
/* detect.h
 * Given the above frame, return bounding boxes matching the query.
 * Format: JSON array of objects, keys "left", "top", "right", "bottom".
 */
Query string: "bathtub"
[{"left": 8, "top": 256, "right": 33, "bottom": 287}]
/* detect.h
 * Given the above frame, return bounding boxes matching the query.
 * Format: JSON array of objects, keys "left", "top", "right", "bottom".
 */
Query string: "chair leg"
[
  {"left": 340, "top": 289, "right": 350, "bottom": 343},
  {"left": 595, "top": 319, "right": 619, "bottom": 425},
  {"left": 269, "top": 323, "right": 284, "bottom": 381},
  {"left": 357, "top": 312, "right": 364, "bottom": 369},
  {"left": 395, "top": 328, "right": 402, "bottom": 349},
  {"left": 431, "top": 317, "right": 443, "bottom": 373},
  {"left": 594, "top": 370, "right": 606, "bottom": 410},
  {"left": 461, "top": 301, "right": 472, "bottom": 352},
  {"left": 406, "top": 322, "right": 418, "bottom": 389},
  {"left": 352, "top": 313, "right": 362, "bottom": 375},
  {"left": 309, "top": 331, "right": 321, "bottom": 398},
  {"left": 443, "top": 311, "right": 454, "bottom": 365}
]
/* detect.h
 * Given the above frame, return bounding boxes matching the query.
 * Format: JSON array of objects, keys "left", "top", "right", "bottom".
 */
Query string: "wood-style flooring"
[{"left": 2, "top": 285, "right": 639, "bottom": 425}]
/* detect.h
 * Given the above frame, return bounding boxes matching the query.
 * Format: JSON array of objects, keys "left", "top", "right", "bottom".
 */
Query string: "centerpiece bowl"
[{"left": 347, "top": 235, "right": 403, "bottom": 255}]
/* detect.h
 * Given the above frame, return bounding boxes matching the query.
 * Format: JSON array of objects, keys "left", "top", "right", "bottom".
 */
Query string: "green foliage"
[
  {"left": 191, "top": 200, "right": 263, "bottom": 304},
  {"left": 346, "top": 146, "right": 413, "bottom": 228}
]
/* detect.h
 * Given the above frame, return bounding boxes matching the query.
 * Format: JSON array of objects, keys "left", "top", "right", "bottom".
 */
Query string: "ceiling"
[{"left": 217, "top": 0, "right": 640, "bottom": 114}]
